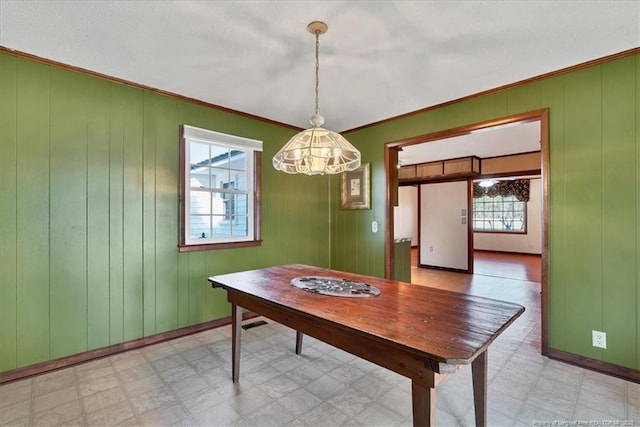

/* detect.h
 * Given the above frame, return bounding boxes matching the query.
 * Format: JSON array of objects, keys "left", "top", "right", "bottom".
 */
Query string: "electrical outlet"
[{"left": 592, "top": 330, "right": 607, "bottom": 349}]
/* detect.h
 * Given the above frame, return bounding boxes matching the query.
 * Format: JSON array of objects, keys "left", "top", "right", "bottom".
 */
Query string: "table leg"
[
  {"left": 472, "top": 350, "right": 487, "bottom": 427},
  {"left": 295, "top": 331, "right": 303, "bottom": 355},
  {"left": 411, "top": 381, "right": 435, "bottom": 427},
  {"left": 231, "top": 303, "right": 242, "bottom": 383}
]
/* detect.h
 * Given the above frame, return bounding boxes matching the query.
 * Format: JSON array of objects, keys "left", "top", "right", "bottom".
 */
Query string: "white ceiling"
[
  {"left": 0, "top": 1, "right": 638, "bottom": 132},
  {"left": 399, "top": 120, "right": 541, "bottom": 165}
]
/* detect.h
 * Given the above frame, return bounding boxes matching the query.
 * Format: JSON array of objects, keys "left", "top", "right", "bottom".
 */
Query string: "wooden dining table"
[{"left": 208, "top": 264, "right": 524, "bottom": 426}]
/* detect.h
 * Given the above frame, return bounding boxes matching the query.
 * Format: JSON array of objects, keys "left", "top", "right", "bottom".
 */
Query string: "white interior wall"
[
  {"left": 473, "top": 178, "right": 542, "bottom": 254},
  {"left": 420, "top": 181, "right": 468, "bottom": 270},
  {"left": 394, "top": 186, "right": 419, "bottom": 246}
]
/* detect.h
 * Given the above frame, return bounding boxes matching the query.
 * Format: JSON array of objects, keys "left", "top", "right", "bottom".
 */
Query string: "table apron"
[{"left": 227, "top": 290, "right": 440, "bottom": 386}]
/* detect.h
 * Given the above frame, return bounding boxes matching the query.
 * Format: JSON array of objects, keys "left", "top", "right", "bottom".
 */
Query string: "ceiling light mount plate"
[{"left": 307, "top": 21, "right": 328, "bottom": 35}]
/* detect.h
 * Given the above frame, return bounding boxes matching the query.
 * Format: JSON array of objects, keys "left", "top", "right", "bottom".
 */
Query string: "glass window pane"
[
  {"left": 190, "top": 169, "right": 210, "bottom": 189},
  {"left": 210, "top": 145, "right": 230, "bottom": 167},
  {"left": 234, "top": 194, "right": 248, "bottom": 216},
  {"left": 212, "top": 216, "right": 231, "bottom": 238},
  {"left": 231, "top": 216, "right": 248, "bottom": 237},
  {"left": 211, "top": 192, "right": 226, "bottom": 216},
  {"left": 211, "top": 167, "right": 230, "bottom": 189},
  {"left": 230, "top": 171, "right": 248, "bottom": 191},
  {"left": 190, "top": 191, "right": 211, "bottom": 215},
  {"left": 190, "top": 142, "right": 210, "bottom": 166},
  {"left": 190, "top": 215, "right": 210, "bottom": 240},
  {"left": 229, "top": 150, "right": 247, "bottom": 171}
]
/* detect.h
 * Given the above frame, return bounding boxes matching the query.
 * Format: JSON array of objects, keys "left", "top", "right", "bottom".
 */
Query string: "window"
[
  {"left": 179, "top": 125, "right": 262, "bottom": 251},
  {"left": 473, "top": 194, "right": 526, "bottom": 233},
  {"left": 472, "top": 178, "right": 530, "bottom": 233}
]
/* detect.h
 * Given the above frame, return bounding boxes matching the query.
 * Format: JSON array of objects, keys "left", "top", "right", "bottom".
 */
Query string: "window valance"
[{"left": 473, "top": 179, "right": 530, "bottom": 202}]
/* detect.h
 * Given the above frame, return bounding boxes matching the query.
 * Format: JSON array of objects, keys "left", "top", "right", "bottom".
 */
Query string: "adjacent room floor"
[{"left": 1, "top": 253, "right": 638, "bottom": 426}]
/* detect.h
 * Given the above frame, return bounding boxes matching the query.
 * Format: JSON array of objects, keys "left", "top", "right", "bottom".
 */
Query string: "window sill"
[{"left": 178, "top": 239, "right": 262, "bottom": 252}]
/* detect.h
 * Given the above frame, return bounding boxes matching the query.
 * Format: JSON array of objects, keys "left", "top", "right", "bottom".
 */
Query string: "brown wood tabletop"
[{"left": 208, "top": 263, "right": 524, "bottom": 368}]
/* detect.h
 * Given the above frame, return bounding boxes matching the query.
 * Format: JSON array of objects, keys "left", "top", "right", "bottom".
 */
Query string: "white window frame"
[{"left": 179, "top": 125, "right": 262, "bottom": 251}]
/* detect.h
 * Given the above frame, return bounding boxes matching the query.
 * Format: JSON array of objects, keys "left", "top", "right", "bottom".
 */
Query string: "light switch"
[{"left": 372, "top": 221, "right": 378, "bottom": 233}]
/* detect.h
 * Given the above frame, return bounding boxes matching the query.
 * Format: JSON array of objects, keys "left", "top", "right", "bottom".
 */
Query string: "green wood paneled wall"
[
  {"left": 335, "top": 53, "right": 639, "bottom": 370},
  {"left": 0, "top": 53, "right": 331, "bottom": 373}
]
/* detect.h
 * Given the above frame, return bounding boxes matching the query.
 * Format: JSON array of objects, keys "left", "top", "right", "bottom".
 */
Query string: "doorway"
[{"left": 384, "top": 109, "right": 550, "bottom": 355}]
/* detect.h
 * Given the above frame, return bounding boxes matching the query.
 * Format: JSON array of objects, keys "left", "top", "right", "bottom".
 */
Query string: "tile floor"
[
  {"left": 1, "top": 257, "right": 638, "bottom": 426},
  {"left": 0, "top": 315, "right": 638, "bottom": 426}
]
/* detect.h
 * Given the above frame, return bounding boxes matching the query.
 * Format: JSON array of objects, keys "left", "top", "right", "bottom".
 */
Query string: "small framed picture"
[{"left": 341, "top": 163, "right": 370, "bottom": 210}]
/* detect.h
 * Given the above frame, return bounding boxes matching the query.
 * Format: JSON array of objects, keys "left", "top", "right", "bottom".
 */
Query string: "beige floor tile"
[
  {"left": 276, "top": 388, "right": 323, "bottom": 417},
  {"left": 355, "top": 403, "right": 405, "bottom": 427},
  {"left": 33, "top": 385, "right": 78, "bottom": 413},
  {"left": 246, "top": 401, "right": 295, "bottom": 427},
  {"left": 576, "top": 386, "right": 626, "bottom": 419},
  {"left": 32, "top": 401, "right": 82, "bottom": 427},
  {"left": 573, "top": 403, "right": 624, "bottom": 422},
  {"left": 109, "top": 351, "right": 147, "bottom": 372},
  {"left": 180, "top": 387, "right": 220, "bottom": 416},
  {"left": 33, "top": 369, "right": 77, "bottom": 397},
  {"left": 157, "top": 363, "right": 198, "bottom": 384},
  {"left": 296, "top": 402, "right": 350, "bottom": 427},
  {"left": 169, "top": 373, "right": 211, "bottom": 400},
  {"left": 487, "top": 388, "right": 525, "bottom": 420},
  {"left": 327, "top": 364, "right": 366, "bottom": 385},
  {"left": 76, "top": 361, "right": 115, "bottom": 383},
  {"left": 0, "top": 379, "right": 32, "bottom": 409},
  {"left": 377, "top": 384, "right": 412, "bottom": 419},
  {"left": 0, "top": 399, "right": 31, "bottom": 424},
  {"left": 627, "top": 403, "right": 640, "bottom": 422},
  {"left": 490, "top": 372, "right": 533, "bottom": 401},
  {"left": 78, "top": 372, "right": 121, "bottom": 397},
  {"left": 179, "top": 345, "right": 212, "bottom": 363},
  {"left": 170, "top": 335, "right": 202, "bottom": 353},
  {"left": 190, "top": 400, "right": 243, "bottom": 426},
  {"left": 82, "top": 385, "right": 128, "bottom": 414},
  {"left": 142, "top": 342, "right": 177, "bottom": 362},
  {"left": 227, "top": 386, "right": 272, "bottom": 416},
  {"left": 151, "top": 354, "right": 186, "bottom": 372},
  {"left": 75, "top": 360, "right": 115, "bottom": 383},
  {"left": 129, "top": 387, "right": 176, "bottom": 416},
  {"left": 257, "top": 374, "right": 301, "bottom": 400},
  {"left": 326, "top": 386, "right": 374, "bottom": 418},
  {"left": 195, "top": 328, "right": 227, "bottom": 345},
  {"left": 85, "top": 400, "right": 136, "bottom": 426},
  {"left": 121, "top": 374, "right": 165, "bottom": 396},
  {"left": 139, "top": 402, "right": 189, "bottom": 426},
  {"left": 115, "top": 362, "right": 156, "bottom": 384},
  {"left": 533, "top": 376, "right": 581, "bottom": 403},
  {"left": 4, "top": 415, "right": 32, "bottom": 427},
  {"left": 518, "top": 402, "right": 569, "bottom": 425}
]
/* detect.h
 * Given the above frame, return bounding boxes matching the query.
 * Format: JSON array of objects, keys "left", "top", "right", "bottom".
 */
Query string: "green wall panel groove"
[
  {"left": 0, "top": 54, "right": 18, "bottom": 371},
  {"left": 15, "top": 59, "right": 51, "bottom": 367},
  {"left": 601, "top": 56, "right": 637, "bottom": 368},
  {"left": 49, "top": 68, "right": 89, "bottom": 358},
  {"left": 86, "top": 78, "right": 111, "bottom": 350}
]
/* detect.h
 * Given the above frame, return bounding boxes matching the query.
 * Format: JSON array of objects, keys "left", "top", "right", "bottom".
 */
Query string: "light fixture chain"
[{"left": 314, "top": 30, "right": 320, "bottom": 116}]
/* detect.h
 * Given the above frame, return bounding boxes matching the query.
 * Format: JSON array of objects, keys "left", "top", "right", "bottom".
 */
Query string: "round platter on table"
[{"left": 291, "top": 276, "right": 381, "bottom": 298}]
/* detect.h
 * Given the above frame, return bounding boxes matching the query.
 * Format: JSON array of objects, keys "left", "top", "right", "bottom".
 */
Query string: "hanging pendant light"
[{"left": 272, "top": 21, "right": 361, "bottom": 175}]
